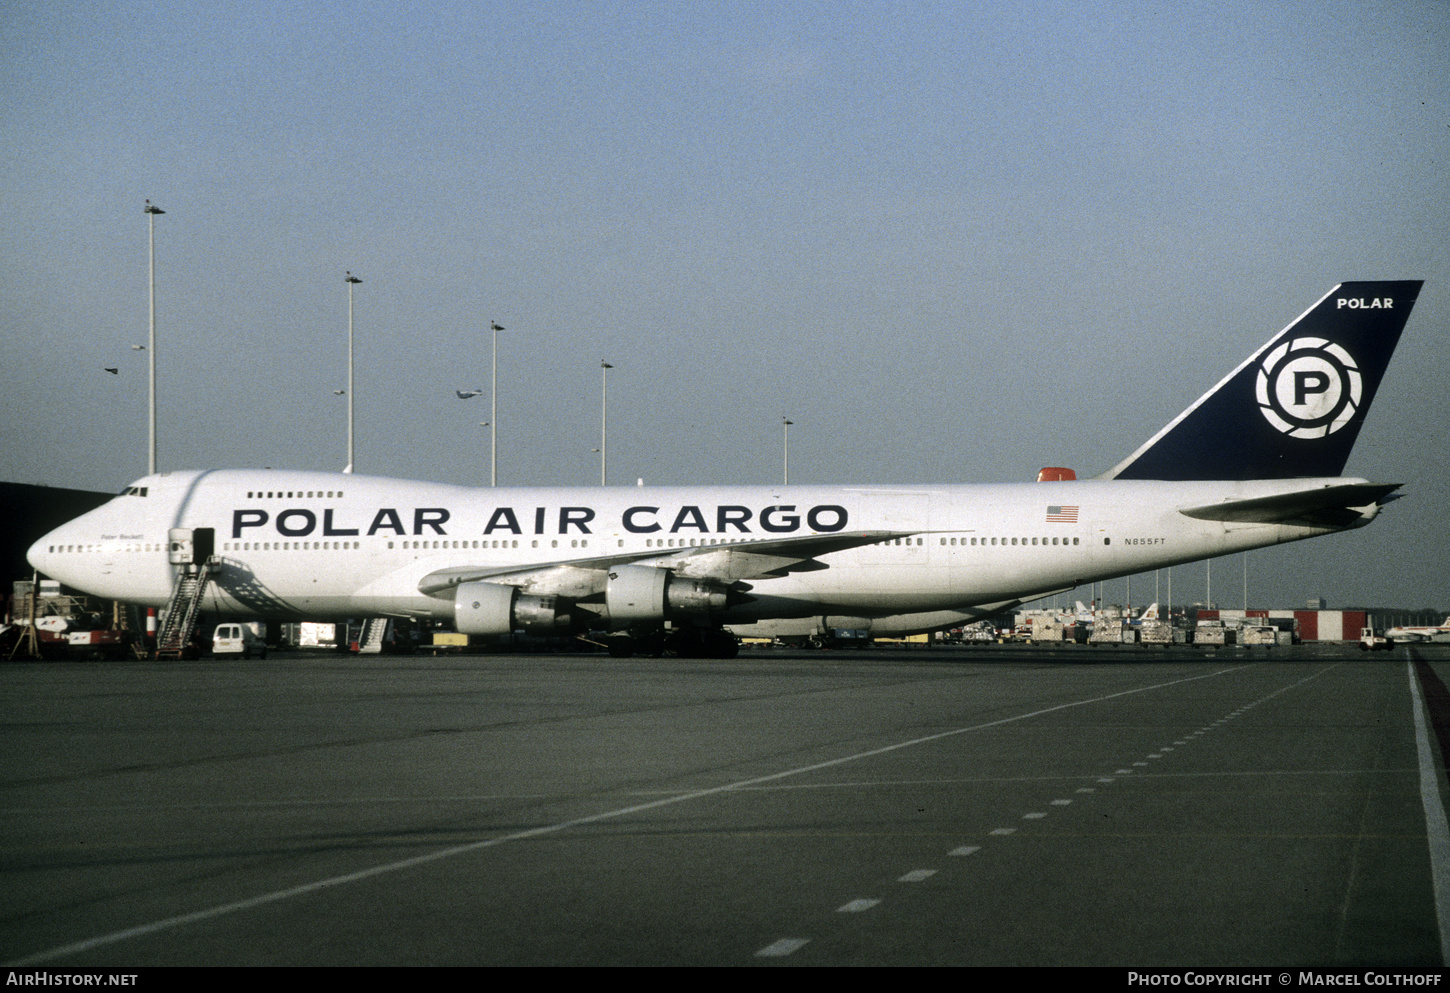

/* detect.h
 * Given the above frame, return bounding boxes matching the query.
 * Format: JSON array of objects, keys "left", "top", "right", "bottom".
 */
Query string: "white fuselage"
[
  {"left": 27, "top": 469, "right": 1377, "bottom": 636},
  {"left": 1385, "top": 620, "right": 1450, "bottom": 643}
]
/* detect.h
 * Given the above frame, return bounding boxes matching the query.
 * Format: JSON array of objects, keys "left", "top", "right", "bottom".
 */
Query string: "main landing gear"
[{"left": 606, "top": 626, "right": 739, "bottom": 659}]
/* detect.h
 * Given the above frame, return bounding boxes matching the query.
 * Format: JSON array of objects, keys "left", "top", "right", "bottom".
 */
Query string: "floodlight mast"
[
  {"left": 144, "top": 200, "right": 165, "bottom": 475},
  {"left": 344, "top": 272, "right": 362, "bottom": 473},
  {"left": 600, "top": 361, "right": 613, "bottom": 486}
]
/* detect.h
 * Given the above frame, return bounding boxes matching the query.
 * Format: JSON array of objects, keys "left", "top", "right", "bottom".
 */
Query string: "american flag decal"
[{"left": 1046, "top": 505, "right": 1079, "bottom": 523}]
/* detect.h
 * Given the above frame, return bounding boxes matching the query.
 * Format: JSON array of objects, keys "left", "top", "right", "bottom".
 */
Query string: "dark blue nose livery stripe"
[{"left": 1106, "top": 281, "right": 1422, "bottom": 481}]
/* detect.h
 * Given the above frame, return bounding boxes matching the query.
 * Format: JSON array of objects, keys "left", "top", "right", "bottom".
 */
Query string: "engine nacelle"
[
  {"left": 605, "top": 565, "right": 729, "bottom": 627},
  {"left": 454, "top": 581, "right": 569, "bottom": 635}
]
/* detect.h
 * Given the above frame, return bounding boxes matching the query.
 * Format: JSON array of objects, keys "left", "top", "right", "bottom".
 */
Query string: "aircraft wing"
[
  {"left": 1177, "top": 482, "right": 1401, "bottom": 527},
  {"left": 417, "top": 529, "right": 909, "bottom": 598}
]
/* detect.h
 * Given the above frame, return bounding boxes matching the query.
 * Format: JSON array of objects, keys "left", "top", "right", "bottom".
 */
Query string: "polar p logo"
[{"left": 1255, "top": 336, "right": 1362, "bottom": 439}]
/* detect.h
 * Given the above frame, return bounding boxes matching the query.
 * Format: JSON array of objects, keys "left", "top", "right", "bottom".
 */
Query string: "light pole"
[
  {"left": 782, "top": 417, "right": 793, "bottom": 485},
  {"left": 144, "top": 200, "right": 164, "bottom": 475},
  {"left": 600, "top": 361, "right": 612, "bottom": 486},
  {"left": 344, "top": 272, "right": 362, "bottom": 474},
  {"left": 491, "top": 322, "right": 503, "bottom": 486}
]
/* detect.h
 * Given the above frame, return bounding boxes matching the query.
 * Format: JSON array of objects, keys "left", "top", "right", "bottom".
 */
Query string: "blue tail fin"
[{"left": 1103, "top": 281, "right": 1422, "bottom": 481}]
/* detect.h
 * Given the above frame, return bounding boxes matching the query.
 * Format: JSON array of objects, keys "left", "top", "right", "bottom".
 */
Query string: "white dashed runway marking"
[{"left": 747, "top": 661, "right": 1349, "bottom": 963}]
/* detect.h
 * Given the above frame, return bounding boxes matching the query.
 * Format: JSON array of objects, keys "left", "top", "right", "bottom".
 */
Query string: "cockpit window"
[{"left": 118, "top": 486, "right": 150, "bottom": 497}]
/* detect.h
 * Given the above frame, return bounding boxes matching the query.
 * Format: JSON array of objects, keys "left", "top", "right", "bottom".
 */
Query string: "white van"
[{"left": 213, "top": 623, "right": 267, "bottom": 658}]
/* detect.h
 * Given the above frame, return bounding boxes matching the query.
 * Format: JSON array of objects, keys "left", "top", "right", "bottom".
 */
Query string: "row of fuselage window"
[
  {"left": 225, "top": 537, "right": 767, "bottom": 551},
  {"left": 50, "top": 534, "right": 1086, "bottom": 556},
  {"left": 945, "top": 536, "right": 1082, "bottom": 546},
  {"left": 44, "top": 542, "right": 368, "bottom": 555},
  {"left": 876, "top": 537, "right": 1081, "bottom": 546}
]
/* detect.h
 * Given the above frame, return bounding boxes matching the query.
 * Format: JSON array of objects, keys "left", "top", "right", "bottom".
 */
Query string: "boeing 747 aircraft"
[{"left": 27, "top": 281, "right": 1422, "bottom": 657}]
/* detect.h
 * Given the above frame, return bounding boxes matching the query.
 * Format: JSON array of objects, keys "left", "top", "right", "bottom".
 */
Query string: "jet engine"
[
  {"left": 605, "top": 564, "right": 729, "bottom": 626},
  {"left": 454, "top": 581, "right": 570, "bottom": 636}
]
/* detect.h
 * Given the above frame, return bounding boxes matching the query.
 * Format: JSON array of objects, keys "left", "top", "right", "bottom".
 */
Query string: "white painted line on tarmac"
[
  {"left": 897, "top": 870, "right": 936, "bottom": 883},
  {"left": 6, "top": 662, "right": 1257, "bottom": 967},
  {"left": 694, "top": 772, "right": 1129, "bottom": 793},
  {"left": 949, "top": 846, "right": 981, "bottom": 857},
  {"left": 1406, "top": 657, "right": 1450, "bottom": 965},
  {"left": 1023, "top": 812, "right": 1046, "bottom": 819},
  {"left": 755, "top": 938, "right": 810, "bottom": 957},
  {"left": 990, "top": 827, "right": 1017, "bottom": 835},
  {"left": 837, "top": 899, "right": 881, "bottom": 913}
]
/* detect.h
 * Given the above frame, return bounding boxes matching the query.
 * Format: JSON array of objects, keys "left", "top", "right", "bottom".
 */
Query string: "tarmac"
[{"left": 3, "top": 641, "right": 1449, "bottom": 967}]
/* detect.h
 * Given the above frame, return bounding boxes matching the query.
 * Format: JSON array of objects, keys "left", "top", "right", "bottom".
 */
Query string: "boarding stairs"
[
  {"left": 154, "top": 560, "right": 214, "bottom": 660},
  {"left": 356, "top": 617, "right": 389, "bottom": 654}
]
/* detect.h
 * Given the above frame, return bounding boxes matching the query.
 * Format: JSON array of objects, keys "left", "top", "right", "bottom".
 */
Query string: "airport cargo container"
[
  {"left": 1195, "top": 622, "right": 1228, "bottom": 646},
  {"left": 1031, "top": 619, "right": 1065, "bottom": 642},
  {"left": 1140, "top": 619, "right": 1174, "bottom": 645},
  {"left": 1241, "top": 625, "right": 1277, "bottom": 647}
]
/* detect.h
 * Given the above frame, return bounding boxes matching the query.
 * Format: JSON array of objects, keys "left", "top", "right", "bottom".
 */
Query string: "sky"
[{"left": 2, "top": 0, "right": 1447, "bottom": 612}]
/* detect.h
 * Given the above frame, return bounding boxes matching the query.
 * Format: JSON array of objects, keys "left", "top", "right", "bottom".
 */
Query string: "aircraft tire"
[{"left": 665, "top": 627, "right": 737, "bottom": 659}]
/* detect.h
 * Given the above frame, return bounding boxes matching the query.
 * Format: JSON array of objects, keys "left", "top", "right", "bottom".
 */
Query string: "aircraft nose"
[{"left": 26, "top": 531, "right": 55, "bottom": 577}]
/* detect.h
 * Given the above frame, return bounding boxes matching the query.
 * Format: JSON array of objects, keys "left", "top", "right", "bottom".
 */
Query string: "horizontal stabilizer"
[{"left": 1178, "top": 482, "right": 1401, "bottom": 525}]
